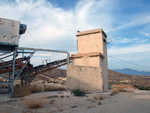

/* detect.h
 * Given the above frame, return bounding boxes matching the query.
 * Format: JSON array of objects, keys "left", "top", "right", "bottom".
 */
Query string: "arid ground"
[{"left": 0, "top": 89, "right": 150, "bottom": 113}]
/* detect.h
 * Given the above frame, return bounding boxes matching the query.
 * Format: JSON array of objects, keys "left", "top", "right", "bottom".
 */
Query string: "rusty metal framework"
[{"left": 0, "top": 47, "right": 70, "bottom": 95}]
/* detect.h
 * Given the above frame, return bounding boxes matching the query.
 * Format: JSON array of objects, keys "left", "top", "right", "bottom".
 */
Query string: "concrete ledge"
[
  {"left": 76, "top": 28, "right": 107, "bottom": 38},
  {"left": 71, "top": 52, "right": 105, "bottom": 58}
]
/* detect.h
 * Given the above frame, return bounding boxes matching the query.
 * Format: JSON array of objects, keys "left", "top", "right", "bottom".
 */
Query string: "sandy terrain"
[{"left": 0, "top": 89, "right": 150, "bottom": 113}]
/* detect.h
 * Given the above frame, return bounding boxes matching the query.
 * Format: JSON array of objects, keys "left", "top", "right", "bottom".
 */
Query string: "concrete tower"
[{"left": 67, "top": 28, "right": 108, "bottom": 91}]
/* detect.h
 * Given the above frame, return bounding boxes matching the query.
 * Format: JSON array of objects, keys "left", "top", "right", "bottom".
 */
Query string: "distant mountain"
[
  {"left": 114, "top": 68, "right": 150, "bottom": 76},
  {"left": 108, "top": 69, "right": 150, "bottom": 87}
]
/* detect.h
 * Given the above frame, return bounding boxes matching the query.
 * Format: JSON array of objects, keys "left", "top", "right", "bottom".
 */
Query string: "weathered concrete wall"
[
  {"left": 67, "top": 64, "right": 103, "bottom": 91},
  {"left": 72, "top": 56, "right": 100, "bottom": 67},
  {"left": 77, "top": 29, "right": 107, "bottom": 54},
  {"left": 101, "top": 33, "right": 108, "bottom": 90}
]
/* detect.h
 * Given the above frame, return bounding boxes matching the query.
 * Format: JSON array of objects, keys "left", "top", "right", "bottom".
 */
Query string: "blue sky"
[{"left": 0, "top": 0, "right": 150, "bottom": 71}]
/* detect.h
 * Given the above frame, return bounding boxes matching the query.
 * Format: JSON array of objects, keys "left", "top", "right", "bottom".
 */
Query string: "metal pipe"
[
  {"left": 16, "top": 47, "right": 70, "bottom": 64},
  {"left": 0, "top": 54, "right": 13, "bottom": 60},
  {"left": 0, "top": 75, "right": 11, "bottom": 81},
  {"left": 16, "top": 47, "right": 69, "bottom": 54},
  {"left": 0, "top": 82, "right": 12, "bottom": 84}
]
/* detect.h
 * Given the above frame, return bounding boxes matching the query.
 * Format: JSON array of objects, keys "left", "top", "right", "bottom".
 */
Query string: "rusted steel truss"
[{"left": 0, "top": 47, "right": 70, "bottom": 95}]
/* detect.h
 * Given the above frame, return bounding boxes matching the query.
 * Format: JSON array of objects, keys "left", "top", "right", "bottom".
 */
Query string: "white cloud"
[
  {"left": 111, "top": 37, "right": 149, "bottom": 44},
  {"left": 107, "top": 15, "right": 150, "bottom": 33},
  {"left": 112, "top": 37, "right": 138, "bottom": 44},
  {"left": 140, "top": 26, "right": 150, "bottom": 37},
  {"left": 1, "top": 0, "right": 150, "bottom": 71},
  {"left": 0, "top": 0, "right": 118, "bottom": 50},
  {"left": 108, "top": 44, "right": 150, "bottom": 55}
]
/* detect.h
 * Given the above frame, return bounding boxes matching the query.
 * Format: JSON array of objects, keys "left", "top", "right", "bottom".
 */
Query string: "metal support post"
[
  {"left": 67, "top": 52, "right": 70, "bottom": 64},
  {"left": 11, "top": 50, "right": 16, "bottom": 95}
]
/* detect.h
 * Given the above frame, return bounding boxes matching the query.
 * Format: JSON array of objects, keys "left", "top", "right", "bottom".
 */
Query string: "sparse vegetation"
[
  {"left": 22, "top": 109, "right": 38, "bottom": 113},
  {"left": 44, "top": 85, "right": 65, "bottom": 91},
  {"left": 31, "top": 85, "right": 43, "bottom": 93},
  {"left": 13, "top": 85, "right": 43, "bottom": 98},
  {"left": 112, "top": 88, "right": 119, "bottom": 94},
  {"left": 71, "top": 89, "right": 86, "bottom": 96},
  {"left": 118, "top": 88, "right": 126, "bottom": 92},
  {"left": 97, "top": 101, "right": 101, "bottom": 105},
  {"left": 112, "top": 87, "right": 134, "bottom": 94},
  {"left": 59, "top": 95, "right": 64, "bottom": 98},
  {"left": 23, "top": 96, "right": 47, "bottom": 109},
  {"left": 13, "top": 85, "right": 32, "bottom": 98},
  {"left": 108, "top": 69, "right": 150, "bottom": 89},
  {"left": 93, "top": 94, "right": 104, "bottom": 100},
  {"left": 66, "top": 95, "right": 69, "bottom": 98},
  {"left": 134, "top": 85, "right": 150, "bottom": 91},
  {"left": 49, "top": 100, "right": 55, "bottom": 104}
]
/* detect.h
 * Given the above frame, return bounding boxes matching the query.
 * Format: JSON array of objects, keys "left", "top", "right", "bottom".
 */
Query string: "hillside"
[
  {"left": 114, "top": 68, "right": 150, "bottom": 76},
  {"left": 43, "top": 68, "right": 150, "bottom": 87},
  {"left": 108, "top": 69, "right": 150, "bottom": 87}
]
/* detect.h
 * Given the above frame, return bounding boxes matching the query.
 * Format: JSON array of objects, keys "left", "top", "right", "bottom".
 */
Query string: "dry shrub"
[
  {"left": 86, "top": 98, "right": 91, "bottom": 101},
  {"left": 13, "top": 85, "right": 32, "bottom": 97},
  {"left": 91, "top": 99, "right": 96, "bottom": 103},
  {"left": 22, "top": 109, "right": 38, "bottom": 113},
  {"left": 56, "top": 106, "right": 63, "bottom": 112},
  {"left": 31, "top": 85, "right": 43, "bottom": 93},
  {"left": 44, "top": 85, "right": 65, "bottom": 91},
  {"left": 13, "top": 85, "right": 43, "bottom": 98},
  {"left": 66, "top": 95, "right": 69, "bottom": 98},
  {"left": 23, "top": 96, "right": 47, "bottom": 109},
  {"left": 49, "top": 100, "right": 55, "bottom": 104},
  {"left": 123, "top": 88, "right": 134, "bottom": 93},
  {"left": 112, "top": 88, "right": 119, "bottom": 94},
  {"left": 59, "top": 95, "right": 64, "bottom": 98},
  {"left": 97, "top": 101, "right": 101, "bottom": 105},
  {"left": 118, "top": 88, "right": 126, "bottom": 92},
  {"left": 112, "top": 87, "right": 134, "bottom": 94},
  {"left": 93, "top": 94, "right": 104, "bottom": 100}
]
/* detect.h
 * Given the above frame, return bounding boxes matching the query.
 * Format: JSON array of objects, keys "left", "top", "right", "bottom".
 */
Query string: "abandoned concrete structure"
[{"left": 67, "top": 28, "right": 108, "bottom": 91}]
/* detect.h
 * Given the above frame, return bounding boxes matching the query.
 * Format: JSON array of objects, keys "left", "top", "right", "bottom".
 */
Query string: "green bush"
[
  {"left": 71, "top": 89, "right": 85, "bottom": 96},
  {"left": 134, "top": 85, "right": 150, "bottom": 91}
]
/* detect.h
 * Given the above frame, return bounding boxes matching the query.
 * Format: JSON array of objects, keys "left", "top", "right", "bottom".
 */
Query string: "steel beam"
[
  {"left": 16, "top": 47, "right": 70, "bottom": 64},
  {"left": 0, "top": 75, "right": 11, "bottom": 81}
]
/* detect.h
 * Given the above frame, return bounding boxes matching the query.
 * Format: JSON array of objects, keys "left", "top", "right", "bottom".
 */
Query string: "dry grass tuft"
[
  {"left": 44, "top": 85, "right": 65, "bottom": 91},
  {"left": 22, "top": 109, "right": 38, "bottom": 113},
  {"left": 118, "top": 88, "right": 126, "bottom": 92},
  {"left": 59, "top": 95, "right": 64, "bottom": 98},
  {"left": 13, "top": 85, "right": 43, "bottom": 98},
  {"left": 23, "top": 96, "right": 47, "bottom": 109},
  {"left": 98, "top": 95, "right": 104, "bottom": 100},
  {"left": 31, "top": 85, "right": 43, "bottom": 93},
  {"left": 66, "top": 95, "right": 69, "bottom": 98},
  {"left": 86, "top": 98, "right": 91, "bottom": 101},
  {"left": 49, "top": 100, "right": 55, "bottom": 104},
  {"left": 112, "top": 88, "right": 119, "bottom": 94},
  {"left": 56, "top": 106, "right": 63, "bottom": 112},
  {"left": 13, "top": 85, "right": 32, "bottom": 98},
  {"left": 97, "top": 101, "right": 101, "bottom": 105},
  {"left": 91, "top": 99, "right": 96, "bottom": 103},
  {"left": 123, "top": 88, "right": 134, "bottom": 93},
  {"left": 93, "top": 94, "right": 104, "bottom": 100},
  {"left": 112, "top": 87, "right": 134, "bottom": 94}
]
